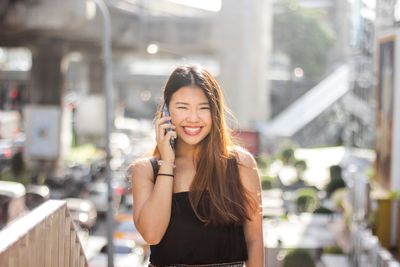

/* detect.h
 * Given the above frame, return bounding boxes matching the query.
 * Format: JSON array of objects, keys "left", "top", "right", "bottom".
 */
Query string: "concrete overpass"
[{"left": 0, "top": 0, "right": 271, "bottom": 132}]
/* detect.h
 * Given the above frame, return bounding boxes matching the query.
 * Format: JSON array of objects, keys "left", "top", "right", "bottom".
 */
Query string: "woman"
[{"left": 131, "top": 65, "right": 264, "bottom": 267}]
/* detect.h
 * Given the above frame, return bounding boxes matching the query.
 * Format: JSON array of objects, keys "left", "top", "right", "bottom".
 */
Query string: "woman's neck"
[{"left": 175, "top": 140, "right": 197, "bottom": 160}]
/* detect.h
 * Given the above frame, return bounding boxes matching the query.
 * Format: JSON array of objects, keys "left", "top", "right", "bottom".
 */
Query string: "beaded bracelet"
[{"left": 158, "top": 160, "right": 176, "bottom": 169}]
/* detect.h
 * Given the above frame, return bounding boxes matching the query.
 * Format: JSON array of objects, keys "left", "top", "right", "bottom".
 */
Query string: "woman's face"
[{"left": 169, "top": 86, "right": 212, "bottom": 146}]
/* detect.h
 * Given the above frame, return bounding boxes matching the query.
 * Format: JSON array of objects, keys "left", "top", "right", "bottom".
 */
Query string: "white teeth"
[{"left": 184, "top": 127, "right": 201, "bottom": 133}]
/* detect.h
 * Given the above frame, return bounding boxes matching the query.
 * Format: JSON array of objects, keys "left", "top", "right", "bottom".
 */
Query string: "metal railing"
[{"left": 0, "top": 200, "right": 88, "bottom": 267}]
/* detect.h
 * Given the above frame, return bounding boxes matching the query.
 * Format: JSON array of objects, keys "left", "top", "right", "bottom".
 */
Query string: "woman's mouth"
[{"left": 183, "top": 126, "right": 202, "bottom": 136}]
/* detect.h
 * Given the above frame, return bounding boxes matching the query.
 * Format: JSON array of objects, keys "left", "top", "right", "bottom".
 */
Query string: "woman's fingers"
[
  {"left": 155, "top": 116, "right": 176, "bottom": 161},
  {"left": 164, "top": 129, "right": 177, "bottom": 140},
  {"left": 158, "top": 125, "right": 176, "bottom": 144},
  {"left": 155, "top": 117, "right": 172, "bottom": 139},
  {"left": 157, "top": 116, "right": 172, "bottom": 126},
  {"left": 155, "top": 117, "right": 176, "bottom": 141},
  {"left": 159, "top": 123, "right": 175, "bottom": 133}
]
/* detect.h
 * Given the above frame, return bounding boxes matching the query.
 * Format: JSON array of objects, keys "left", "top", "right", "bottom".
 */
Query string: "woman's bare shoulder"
[
  {"left": 130, "top": 157, "right": 154, "bottom": 179},
  {"left": 233, "top": 146, "right": 257, "bottom": 169},
  {"left": 233, "top": 147, "right": 260, "bottom": 192}
]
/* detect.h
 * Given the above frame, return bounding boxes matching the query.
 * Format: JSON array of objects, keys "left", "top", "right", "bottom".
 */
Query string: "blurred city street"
[{"left": 1, "top": 0, "right": 400, "bottom": 267}]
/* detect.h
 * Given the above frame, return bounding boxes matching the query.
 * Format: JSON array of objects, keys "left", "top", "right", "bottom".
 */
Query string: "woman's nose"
[{"left": 186, "top": 110, "right": 200, "bottom": 122}]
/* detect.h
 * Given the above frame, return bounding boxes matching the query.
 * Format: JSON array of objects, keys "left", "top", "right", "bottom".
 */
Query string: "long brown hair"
[{"left": 154, "top": 65, "right": 257, "bottom": 225}]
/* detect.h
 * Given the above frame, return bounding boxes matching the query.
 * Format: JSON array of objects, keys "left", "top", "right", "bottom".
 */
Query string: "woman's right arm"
[
  {"left": 131, "top": 159, "right": 174, "bottom": 245},
  {"left": 131, "top": 116, "right": 177, "bottom": 245}
]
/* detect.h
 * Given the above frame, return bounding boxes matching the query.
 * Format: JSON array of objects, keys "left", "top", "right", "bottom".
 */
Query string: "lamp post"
[{"left": 89, "top": 0, "right": 114, "bottom": 266}]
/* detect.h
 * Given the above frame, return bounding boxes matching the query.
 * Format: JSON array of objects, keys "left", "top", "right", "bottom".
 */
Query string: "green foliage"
[
  {"left": 366, "top": 209, "right": 377, "bottom": 229},
  {"left": 260, "top": 175, "right": 277, "bottom": 190},
  {"left": 329, "top": 165, "right": 342, "bottom": 180},
  {"left": 323, "top": 245, "right": 344, "bottom": 254},
  {"left": 11, "top": 151, "right": 25, "bottom": 176},
  {"left": 325, "top": 165, "right": 346, "bottom": 197},
  {"left": 283, "top": 248, "right": 316, "bottom": 267},
  {"left": 294, "top": 159, "right": 307, "bottom": 179},
  {"left": 294, "top": 159, "right": 307, "bottom": 171},
  {"left": 0, "top": 151, "right": 33, "bottom": 185},
  {"left": 273, "top": 0, "right": 335, "bottom": 81},
  {"left": 280, "top": 147, "right": 295, "bottom": 165},
  {"left": 313, "top": 206, "right": 334, "bottom": 214},
  {"left": 280, "top": 214, "right": 289, "bottom": 221},
  {"left": 256, "top": 153, "right": 269, "bottom": 169},
  {"left": 261, "top": 180, "right": 272, "bottom": 190},
  {"left": 390, "top": 190, "right": 400, "bottom": 200},
  {"left": 295, "top": 188, "right": 319, "bottom": 213},
  {"left": 365, "top": 167, "right": 375, "bottom": 181},
  {"left": 0, "top": 169, "right": 33, "bottom": 185},
  {"left": 64, "top": 144, "right": 105, "bottom": 164}
]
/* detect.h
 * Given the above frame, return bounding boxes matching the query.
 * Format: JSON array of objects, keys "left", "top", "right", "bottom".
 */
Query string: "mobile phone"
[{"left": 162, "top": 103, "right": 175, "bottom": 149}]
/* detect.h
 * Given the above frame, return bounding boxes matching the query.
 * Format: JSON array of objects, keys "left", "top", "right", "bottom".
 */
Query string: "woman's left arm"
[{"left": 238, "top": 151, "right": 264, "bottom": 267}]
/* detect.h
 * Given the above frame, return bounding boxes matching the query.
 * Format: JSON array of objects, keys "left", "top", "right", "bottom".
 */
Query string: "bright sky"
[{"left": 167, "top": 0, "right": 221, "bottom": 12}]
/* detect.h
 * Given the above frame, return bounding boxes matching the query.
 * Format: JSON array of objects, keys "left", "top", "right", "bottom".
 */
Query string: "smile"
[{"left": 183, "top": 126, "right": 203, "bottom": 136}]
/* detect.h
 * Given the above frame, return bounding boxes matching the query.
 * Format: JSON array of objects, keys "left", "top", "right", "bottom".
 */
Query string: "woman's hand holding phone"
[
  {"left": 162, "top": 104, "right": 175, "bottom": 150},
  {"left": 156, "top": 111, "right": 176, "bottom": 164}
]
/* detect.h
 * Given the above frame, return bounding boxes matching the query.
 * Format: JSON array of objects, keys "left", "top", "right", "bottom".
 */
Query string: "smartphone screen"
[{"left": 162, "top": 103, "right": 175, "bottom": 149}]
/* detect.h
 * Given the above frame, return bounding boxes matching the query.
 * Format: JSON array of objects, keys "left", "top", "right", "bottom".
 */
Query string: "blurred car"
[
  {"left": 45, "top": 176, "right": 82, "bottom": 199},
  {"left": 67, "top": 163, "right": 92, "bottom": 184},
  {"left": 66, "top": 198, "right": 97, "bottom": 229},
  {"left": 114, "top": 211, "right": 149, "bottom": 259},
  {"left": 114, "top": 220, "right": 145, "bottom": 244},
  {"left": 90, "top": 160, "right": 106, "bottom": 181},
  {"left": 25, "top": 184, "right": 50, "bottom": 210},
  {"left": 86, "top": 182, "right": 121, "bottom": 216},
  {"left": 88, "top": 239, "right": 144, "bottom": 267}
]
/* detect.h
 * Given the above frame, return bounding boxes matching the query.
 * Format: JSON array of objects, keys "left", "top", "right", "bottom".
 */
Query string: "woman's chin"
[{"left": 178, "top": 136, "right": 204, "bottom": 146}]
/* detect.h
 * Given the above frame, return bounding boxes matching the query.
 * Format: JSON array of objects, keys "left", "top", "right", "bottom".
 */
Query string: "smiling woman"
[{"left": 130, "top": 65, "right": 264, "bottom": 267}]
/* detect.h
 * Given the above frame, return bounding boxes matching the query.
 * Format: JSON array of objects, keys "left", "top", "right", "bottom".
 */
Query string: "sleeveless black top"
[{"left": 148, "top": 158, "right": 248, "bottom": 266}]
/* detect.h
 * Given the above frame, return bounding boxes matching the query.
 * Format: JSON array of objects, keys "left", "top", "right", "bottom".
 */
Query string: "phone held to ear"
[{"left": 162, "top": 103, "right": 175, "bottom": 149}]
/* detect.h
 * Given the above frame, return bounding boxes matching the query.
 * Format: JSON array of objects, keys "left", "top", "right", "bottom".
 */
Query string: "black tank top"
[{"left": 148, "top": 158, "right": 248, "bottom": 266}]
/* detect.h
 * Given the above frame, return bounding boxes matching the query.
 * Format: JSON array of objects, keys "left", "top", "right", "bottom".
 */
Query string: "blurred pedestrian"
[{"left": 131, "top": 65, "right": 264, "bottom": 267}]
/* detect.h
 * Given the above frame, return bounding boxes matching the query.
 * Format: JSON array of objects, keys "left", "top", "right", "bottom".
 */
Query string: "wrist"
[
  {"left": 158, "top": 160, "right": 176, "bottom": 169},
  {"left": 157, "top": 173, "right": 174, "bottom": 178}
]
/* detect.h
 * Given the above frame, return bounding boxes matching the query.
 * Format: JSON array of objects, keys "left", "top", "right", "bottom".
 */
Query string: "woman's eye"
[
  {"left": 200, "top": 107, "right": 210, "bottom": 110},
  {"left": 177, "top": 106, "right": 187, "bottom": 109}
]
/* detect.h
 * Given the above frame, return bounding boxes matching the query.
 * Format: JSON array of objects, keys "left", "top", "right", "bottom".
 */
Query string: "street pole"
[{"left": 91, "top": 1, "right": 114, "bottom": 266}]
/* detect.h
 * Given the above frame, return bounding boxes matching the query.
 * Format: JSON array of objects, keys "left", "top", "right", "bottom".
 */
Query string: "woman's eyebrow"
[
  {"left": 175, "top": 102, "right": 189, "bottom": 105},
  {"left": 174, "top": 102, "right": 209, "bottom": 106}
]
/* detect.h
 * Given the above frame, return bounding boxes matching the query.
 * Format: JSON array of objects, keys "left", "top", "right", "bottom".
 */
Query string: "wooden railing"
[{"left": 0, "top": 200, "right": 88, "bottom": 267}]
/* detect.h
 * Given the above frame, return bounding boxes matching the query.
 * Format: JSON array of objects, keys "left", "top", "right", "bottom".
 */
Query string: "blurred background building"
[
  {"left": 1, "top": 0, "right": 400, "bottom": 266},
  {"left": 0, "top": 0, "right": 378, "bottom": 151},
  {"left": 0, "top": 0, "right": 270, "bottom": 129}
]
